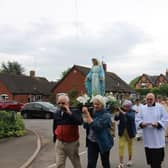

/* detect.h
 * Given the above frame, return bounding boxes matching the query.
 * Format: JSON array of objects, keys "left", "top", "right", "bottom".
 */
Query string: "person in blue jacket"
[
  {"left": 82, "top": 95, "right": 114, "bottom": 168},
  {"left": 114, "top": 100, "right": 136, "bottom": 168}
]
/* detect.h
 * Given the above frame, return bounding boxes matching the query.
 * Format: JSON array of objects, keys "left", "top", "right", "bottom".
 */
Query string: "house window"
[
  {"left": 141, "top": 83, "right": 147, "bottom": 88},
  {"left": 159, "top": 82, "right": 163, "bottom": 86},
  {"left": 0, "top": 94, "right": 8, "bottom": 100},
  {"left": 28, "top": 95, "right": 42, "bottom": 102},
  {"left": 73, "top": 70, "right": 77, "bottom": 74},
  {"left": 36, "top": 95, "right": 42, "bottom": 101}
]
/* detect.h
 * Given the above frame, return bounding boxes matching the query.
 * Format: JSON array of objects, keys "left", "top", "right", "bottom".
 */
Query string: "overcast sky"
[{"left": 0, "top": 0, "right": 168, "bottom": 83}]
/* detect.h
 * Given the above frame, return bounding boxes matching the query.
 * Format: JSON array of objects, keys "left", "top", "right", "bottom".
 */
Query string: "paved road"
[
  {"left": 24, "top": 119, "right": 168, "bottom": 168},
  {"left": 0, "top": 130, "right": 37, "bottom": 168}
]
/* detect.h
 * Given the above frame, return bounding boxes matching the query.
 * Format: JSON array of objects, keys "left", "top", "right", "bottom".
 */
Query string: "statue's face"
[{"left": 92, "top": 59, "right": 98, "bottom": 65}]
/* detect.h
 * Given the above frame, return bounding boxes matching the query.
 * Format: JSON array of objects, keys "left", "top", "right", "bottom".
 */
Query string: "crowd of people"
[
  {"left": 52, "top": 93, "right": 168, "bottom": 168},
  {"left": 52, "top": 58, "right": 168, "bottom": 168}
]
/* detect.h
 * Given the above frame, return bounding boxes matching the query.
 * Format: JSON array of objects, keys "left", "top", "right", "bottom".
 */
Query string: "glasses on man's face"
[
  {"left": 123, "top": 105, "right": 131, "bottom": 108},
  {"left": 58, "top": 102, "right": 65, "bottom": 105},
  {"left": 147, "top": 98, "right": 153, "bottom": 101}
]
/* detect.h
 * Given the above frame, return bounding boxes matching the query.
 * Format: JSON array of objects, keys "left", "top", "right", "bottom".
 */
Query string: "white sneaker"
[
  {"left": 117, "top": 163, "right": 124, "bottom": 168},
  {"left": 126, "top": 160, "right": 133, "bottom": 167}
]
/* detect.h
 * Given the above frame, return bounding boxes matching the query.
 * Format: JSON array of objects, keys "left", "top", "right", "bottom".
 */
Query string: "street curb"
[{"left": 19, "top": 129, "right": 41, "bottom": 168}]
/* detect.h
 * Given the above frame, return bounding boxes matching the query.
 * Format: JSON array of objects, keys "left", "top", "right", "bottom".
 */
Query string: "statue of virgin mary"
[{"left": 85, "top": 58, "right": 105, "bottom": 96}]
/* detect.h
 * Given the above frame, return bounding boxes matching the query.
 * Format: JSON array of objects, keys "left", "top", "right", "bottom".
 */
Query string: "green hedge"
[
  {"left": 0, "top": 111, "right": 26, "bottom": 138},
  {"left": 135, "top": 84, "right": 168, "bottom": 97}
]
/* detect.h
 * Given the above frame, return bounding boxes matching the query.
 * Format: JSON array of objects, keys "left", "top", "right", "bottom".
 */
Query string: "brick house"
[
  {"left": 135, "top": 70, "right": 168, "bottom": 89},
  {"left": 52, "top": 65, "right": 135, "bottom": 99},
  {"left": 0, "top": 71, "right": 55, "bottom": 103}
]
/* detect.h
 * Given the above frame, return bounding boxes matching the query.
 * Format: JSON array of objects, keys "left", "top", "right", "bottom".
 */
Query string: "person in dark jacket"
[
  {"left": 114, "top": 100, "right": 136, "bottom": 168},
  {"left": 82, "top": 95, "right": 114, "bottom": 168},
  {"left": 53, "top": 94, "right": 83, "bottom": 168}
]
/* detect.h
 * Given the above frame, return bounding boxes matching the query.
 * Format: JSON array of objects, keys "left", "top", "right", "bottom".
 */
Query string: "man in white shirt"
[{"left": 136, "top": 93, "right": 168, "bottom": 168}]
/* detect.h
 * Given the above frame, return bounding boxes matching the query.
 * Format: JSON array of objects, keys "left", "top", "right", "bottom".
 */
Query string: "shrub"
[
  {"left": 135, "top": 88, "right": 150, "bottom": 96},
  {"left": 0, "top": 111, "right": 25, "bottom": 138}
]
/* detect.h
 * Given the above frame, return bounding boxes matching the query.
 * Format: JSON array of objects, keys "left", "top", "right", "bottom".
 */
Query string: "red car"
[{"left": 0, "top": 100, "right": 24, "bottom": 112}]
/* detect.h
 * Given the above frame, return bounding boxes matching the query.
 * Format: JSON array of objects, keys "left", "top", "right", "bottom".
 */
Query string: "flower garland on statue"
[{"left": 76, "top": 93, "right": 120, "bottom": 113}]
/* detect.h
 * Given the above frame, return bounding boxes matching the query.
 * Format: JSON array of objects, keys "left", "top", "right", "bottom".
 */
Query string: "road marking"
[
  {"left": 19, "top": 129, "right": 41, "bottom": 168},
  {"left": 47, "top": 164, "right": 56, "bottom": 168},
  {"left": 47, "top": 151, "right": 87, "bottom": 168},
  {"left": 79, "top": 151, "right": 87, "bottom": 155}
]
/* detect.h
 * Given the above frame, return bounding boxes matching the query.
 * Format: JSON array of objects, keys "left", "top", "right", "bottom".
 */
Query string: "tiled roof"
[
  {"left": 142, "top": 74, "right": 168, "bottom": 86},
  {"left": 143, "top": 74, "right": 158, "bottom": 85},
  {"left": 0, "top": 73, "right": 55, "bottom": 95}
]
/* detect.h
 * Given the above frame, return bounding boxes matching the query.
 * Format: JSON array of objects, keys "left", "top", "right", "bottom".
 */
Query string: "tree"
[
  {"left": 68, "top": 89, "right": 79, "bottom": 106},
  {"left": 61, "top": 68, "right": 71, "bottom": 79},
  {"left": 135, "top": 84, "right": 168, "bottom": 97},
  {"left": 151, "top": 87, "right": 160, "bottom": 96},
  {"left": 129, "top": 76, "right": 140, "bottom": 88},
  {"left": 1, "top": 61, "right": 25, "bottom": 75},
  {"left": 135, "top": 88, "right": 150, "bottom": 96},
  {"left": 159, "top": 84, "right": 168, "bottom": 96}
]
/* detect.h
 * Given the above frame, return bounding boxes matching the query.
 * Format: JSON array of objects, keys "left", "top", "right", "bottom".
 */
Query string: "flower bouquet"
[
  {"left": 76, "top": 94, "right": 93, "bottom": 121},
  {"left": 76, "top": 94, "right": 91, "bottom": 106},
  {"left": 76, "top": 94, "right": 120, "bottom": 111},
  {"left": 105, "top": 95, "right": 121, "bottom": 113}
]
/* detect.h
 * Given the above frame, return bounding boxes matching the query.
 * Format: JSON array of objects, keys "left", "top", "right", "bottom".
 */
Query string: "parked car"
[
  {"left": 21, "top": 101, "right": 57, "bottom": 119},
  {"left": 0, "top": 100, "right": 24, "bottom": 112}
]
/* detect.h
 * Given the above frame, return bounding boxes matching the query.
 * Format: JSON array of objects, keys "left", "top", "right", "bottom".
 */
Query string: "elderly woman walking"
[
  {"left": 114, "top": 100, "right": 136, "bottom": 168},
  {"left": 82, "top": 95, "right": 114, "bottom": 168}
]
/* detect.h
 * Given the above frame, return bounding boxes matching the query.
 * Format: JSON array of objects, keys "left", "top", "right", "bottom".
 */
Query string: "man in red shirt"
[{"left": 53, "top": 94, "right": 82, "bottom": 168}]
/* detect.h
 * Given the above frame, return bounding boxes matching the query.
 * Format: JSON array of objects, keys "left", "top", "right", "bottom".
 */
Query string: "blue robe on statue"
[{"left": 85, "top": 65, "right": 105, "bottom": 96}]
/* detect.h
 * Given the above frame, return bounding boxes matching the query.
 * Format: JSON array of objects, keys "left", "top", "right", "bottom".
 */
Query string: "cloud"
[
  {"left": 0, "top": 20, "right": 59, "bottom": 54},
  {"left": 1, "top": 0, "right": 168, "bottom": 84},
  {"left": 0, "top": 21, "right": 145, "bottom": 81},
  {"left": 44, "top": 22, "right": 145, "bottom": 63}
]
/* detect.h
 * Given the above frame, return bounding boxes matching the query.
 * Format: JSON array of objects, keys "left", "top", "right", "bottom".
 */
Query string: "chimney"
[
  {"left": 30, "top": 70, "right": 35, "bottom": 78},
  {"left": 102, "top": 61, "right": 107, "bottom": 71},
  {"left": 166, "top": 69, "right": 168, "bottom": 77}
]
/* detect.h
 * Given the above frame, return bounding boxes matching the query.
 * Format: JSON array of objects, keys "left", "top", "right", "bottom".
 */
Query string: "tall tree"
[
  {"left": 1, "top": 61, "right": 25, "bottom": 75},
  {"left": 129, "top": 76, "right": 140, "bottom": 88}
]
